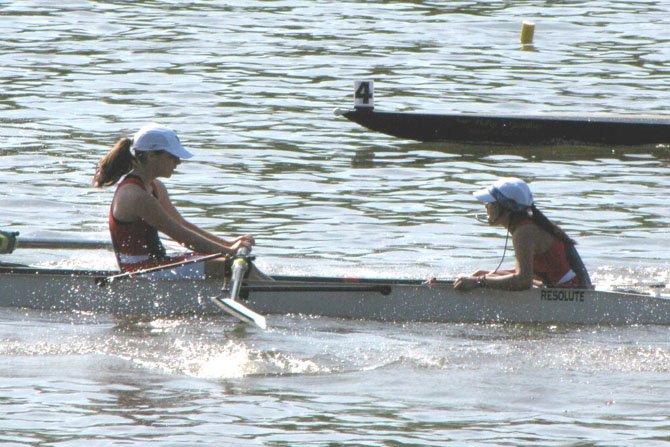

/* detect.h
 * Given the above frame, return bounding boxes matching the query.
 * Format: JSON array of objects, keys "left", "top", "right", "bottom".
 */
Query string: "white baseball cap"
[
  {"left": 473, "top": 177, "right": 534, "bottom": 211},
  {"left": 131, "top": 123, "right": 193, "bottom": 159}
]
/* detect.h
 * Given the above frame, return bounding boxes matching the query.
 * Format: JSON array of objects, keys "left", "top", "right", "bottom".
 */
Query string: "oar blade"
[{"left": 211, "top": 296, "right": 267, "bottom": 330}]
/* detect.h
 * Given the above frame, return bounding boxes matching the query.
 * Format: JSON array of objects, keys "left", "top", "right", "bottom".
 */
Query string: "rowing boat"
[
  {"left": 3, "top": 264, "right": 670, "bottom": 325},
  {"left": 337, "top": 81, "right": 670, "bottom": 145},
  {"left": 340, "top": 108, "right": 670, "bottom": 145}
]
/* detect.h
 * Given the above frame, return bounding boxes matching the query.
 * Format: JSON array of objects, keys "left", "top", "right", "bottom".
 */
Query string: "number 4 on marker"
[{"left": 354, "top": 81, "right": 374, "bottom": 108}]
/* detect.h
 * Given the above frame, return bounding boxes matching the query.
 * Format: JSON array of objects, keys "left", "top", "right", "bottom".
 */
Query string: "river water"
[{"left": 2, "top": 1, "right": 670, "bottom": 445}]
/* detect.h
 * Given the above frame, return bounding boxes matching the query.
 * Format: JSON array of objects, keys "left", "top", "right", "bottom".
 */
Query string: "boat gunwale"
[
  {"left": 0, "top": 264, "right": 634, "bottom": 296},
  {"left": 0, "top": 265, "right": 442, "bottom": 286}
]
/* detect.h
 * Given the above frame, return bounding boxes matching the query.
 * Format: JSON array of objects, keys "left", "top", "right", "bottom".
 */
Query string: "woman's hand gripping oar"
[{"left": 211, "top": 246, "right": 267, "bottom": 330}]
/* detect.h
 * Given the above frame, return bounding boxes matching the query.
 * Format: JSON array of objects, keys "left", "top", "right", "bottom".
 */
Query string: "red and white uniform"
[
  {"left": 533, "top": 238, "right": 578, "bottom": 287},
  {"left": 109, "top": 175, "right": 198, "bottom": 272},
  {"left": 513, "top": 220, "right": 580, "bottom": 287}
]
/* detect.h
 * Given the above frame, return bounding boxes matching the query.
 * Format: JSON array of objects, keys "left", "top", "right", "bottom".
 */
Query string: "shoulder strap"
[{"left": 118, "top": 175, "right": 160, "bottom": 199}]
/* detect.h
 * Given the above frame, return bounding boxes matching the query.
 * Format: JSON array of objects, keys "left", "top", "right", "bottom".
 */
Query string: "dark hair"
[
  {"left": 92, "top": 137, "right": 137, "bottom": 187},
  {"left": 508, "top": 204, "right": 575, "bottom": 245}
]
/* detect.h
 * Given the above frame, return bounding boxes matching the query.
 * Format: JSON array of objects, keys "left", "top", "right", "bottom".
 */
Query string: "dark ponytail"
[
  {"left": 92, "top": 137, "right": 135, "bottom": 187},
  {"left": 530, "top": 205, "right": 575, "bottom": 244},
  {"left": 508, "top": 204, "right": 575, "bottom": 245}
]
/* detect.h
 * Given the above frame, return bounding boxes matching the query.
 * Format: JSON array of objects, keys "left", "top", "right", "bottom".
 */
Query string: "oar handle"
[{"left": 236, "top": 245, "right": 251, "bottom": 257}]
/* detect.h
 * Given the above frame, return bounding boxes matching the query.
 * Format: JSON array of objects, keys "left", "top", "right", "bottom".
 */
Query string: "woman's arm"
[
  {"left": 114, "top": 184, "right": 243, "bottom": 256},
  {"left": 488, "top": 228, "right": 535, "bottom": 290},
  {"left": 152, "top": 180, "right": 254, "bottom": 248},
  {"left": 454, "top": 227, "right": 536, "bottom": 291}
]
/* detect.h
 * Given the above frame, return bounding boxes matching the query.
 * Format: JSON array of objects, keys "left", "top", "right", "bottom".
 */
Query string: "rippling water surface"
[{"left": 2, "top": 1, "right": 670, "bottom": 446}]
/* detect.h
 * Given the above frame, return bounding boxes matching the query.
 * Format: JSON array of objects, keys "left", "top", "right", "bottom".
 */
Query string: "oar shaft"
[
  {"left": 212, "top": 246, "right": 268, "bottom": 330},
  {"left": 228, "top": 246, "right": 251, "bottom": 300},
  {"left": 98, "top": 252, "right": 226, "bottom": 285},
  {"left": 18, "top": 238, "right": 113, "bottom": 250}
]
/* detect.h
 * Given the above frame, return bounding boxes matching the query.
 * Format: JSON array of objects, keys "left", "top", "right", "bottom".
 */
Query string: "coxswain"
[{"left": 454, "top": 177, "right": 590, "bottom": 291}]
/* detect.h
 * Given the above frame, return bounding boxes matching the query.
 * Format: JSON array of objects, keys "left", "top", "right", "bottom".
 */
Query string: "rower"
[
  {"left": 92, "top": 123, "right": 272, "bottom": 281},
  {"left": 454, "top": 177, "right": 591, "bottom": 291}
]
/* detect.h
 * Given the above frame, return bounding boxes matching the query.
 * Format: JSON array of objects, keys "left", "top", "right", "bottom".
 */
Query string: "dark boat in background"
[
  {"left": 337, "top": 81, "right": 670, "bottom": 146},
  {"left": 340, "top": 108, "right": 670, "bottom": 146}
]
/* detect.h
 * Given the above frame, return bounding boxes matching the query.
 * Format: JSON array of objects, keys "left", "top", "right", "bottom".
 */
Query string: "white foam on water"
[
  {"left": 32, "top": 251, "right": 118, "bottom": 270},
  {"left": 136, "top": 339, "right": 327, "bottom": 380},
  {"left": 591, "top": 264, "right": 670, "bottom": 294}
]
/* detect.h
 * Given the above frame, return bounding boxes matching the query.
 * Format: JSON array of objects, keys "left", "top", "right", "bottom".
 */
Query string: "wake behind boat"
[
  {"left": 3, "top": 263, "right": 670, "bottom": 326},
  {"left": 337, "top": 81, "right": 670, "bottom": 146}
]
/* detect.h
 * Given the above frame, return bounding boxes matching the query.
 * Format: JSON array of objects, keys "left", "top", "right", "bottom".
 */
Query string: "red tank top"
[
  {"left": 533, "top": 238, "right": 577, "bottom": 286},
  {"left": 109, "top": 175, "right": 166, "bottom": 271},
  {"left": 518, "top": 220, "right": 577, "bottom": 287}
]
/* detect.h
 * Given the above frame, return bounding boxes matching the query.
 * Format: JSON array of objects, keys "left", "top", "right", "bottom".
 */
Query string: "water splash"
[
  {"left": 119, "top": 338, "right": 327, "bottom": 379},
  {"left": 591, "top": 265, "right": 670, "bottom": 294}
]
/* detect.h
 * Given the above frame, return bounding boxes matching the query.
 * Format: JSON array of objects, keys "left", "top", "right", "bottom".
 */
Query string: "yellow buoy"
[{"left": 520, "top": 21, "right": 535, "bottom": 45}]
